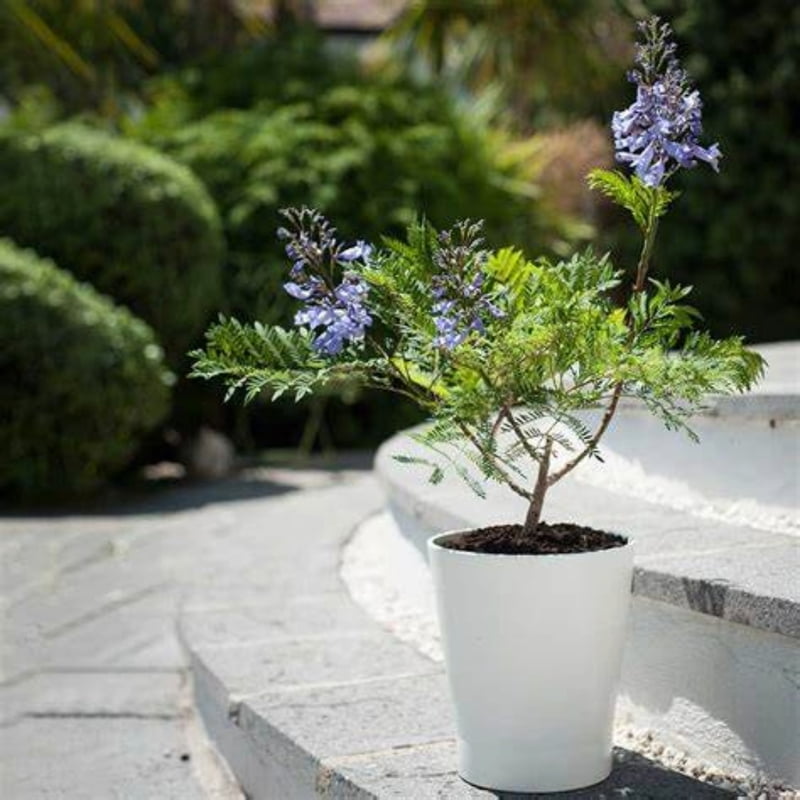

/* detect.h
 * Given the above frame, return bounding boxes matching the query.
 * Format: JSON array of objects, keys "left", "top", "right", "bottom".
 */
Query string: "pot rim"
[{"left": 427, "top": 528, "right": 634, "bottom": 560}]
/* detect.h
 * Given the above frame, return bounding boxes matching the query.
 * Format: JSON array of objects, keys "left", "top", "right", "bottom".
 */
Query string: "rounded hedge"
[
  {"left": 0, "top": 124, "right": 225, "bottom": 359},
  {"left": 0, "top": 239, "right": 172, "bottom": 499}
]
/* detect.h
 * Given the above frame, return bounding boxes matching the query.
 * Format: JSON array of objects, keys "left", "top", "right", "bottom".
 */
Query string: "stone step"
[{"left": 180, "top": 476, "right": 745, "bottom": 798}]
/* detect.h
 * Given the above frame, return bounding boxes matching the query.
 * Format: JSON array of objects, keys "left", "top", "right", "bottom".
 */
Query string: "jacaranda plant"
[
  {"left": 191, "top": 19, "right": 767, "bottom": 792},
  {"left": 191, "top": 17, "right": 763, "bottom": 546}
]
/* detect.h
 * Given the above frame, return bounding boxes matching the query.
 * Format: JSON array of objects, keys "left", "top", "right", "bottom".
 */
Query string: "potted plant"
[{"left": 191, "top": 18, "right": 763, "bottom": 794}]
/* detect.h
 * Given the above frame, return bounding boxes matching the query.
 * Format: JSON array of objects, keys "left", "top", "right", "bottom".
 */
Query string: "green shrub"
[
  {"left": 0, "top": 239, "right": 172, "bottom": 499},
  {"left": 128, "top": 52, "right": 580, "bottom": 449},
  {"left": 0, "top": 124, "right": 225, "bottom": 358},
  {"left": 177, "top": 26, "right": 359, "bottom": 116},
  {"left": 127, "top": 30, "right": 583, "bottom": 449},
  {"left": 134, "top": 78, "right": 572, "bottom": 327}
]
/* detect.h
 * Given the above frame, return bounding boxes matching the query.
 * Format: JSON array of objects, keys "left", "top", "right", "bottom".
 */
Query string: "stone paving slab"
[
  {"left": 1, "top": 463, "right": 382, "bottom": 800},
  {"left": 2, "top": 669, "right": 183, "bottom": 724},
  {"left": 196, "top": 631, "right": 432, "bottom": 700},
  {"left": 0, "top": 717, "right": 203, "bottom": 800},
  {"left": 181, "top": 594, "right": 373, "bottom": 647},
  {"left": 241, "top": 672, "right": 452, "bottom": 759},
  {"left": 37, "top": 594, "right": 185, "bottom": 670},
  {"left": 636, "top": 542, "right": 800, "bottom": 637}
]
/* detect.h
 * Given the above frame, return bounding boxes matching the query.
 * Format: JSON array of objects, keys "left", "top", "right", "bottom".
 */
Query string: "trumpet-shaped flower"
[
  {"left": 278, "top": 208, "right": 373, "bottom": 356},
  {"left": 612, "top": 18, "right": 721, "bottom": 187}
]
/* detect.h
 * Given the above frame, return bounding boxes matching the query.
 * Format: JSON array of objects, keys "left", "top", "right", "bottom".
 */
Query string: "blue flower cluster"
[
  {"left": 431, "top": 221, "right": 503, "bottom": 350},
  {"left": 612, "top": 18, "right": 721, "bottom": 187},
  {"left": 278, "top": 208, "right": 373, "bottom": 356}
]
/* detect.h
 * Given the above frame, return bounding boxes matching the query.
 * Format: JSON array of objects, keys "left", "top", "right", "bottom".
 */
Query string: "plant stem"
[
  {"left": 456, "top": 421, "right": 532, "bottom": 501},
  {"left": 542, "top": 202, "right": 661, "bottom": 491},
  {"left": 298, "top": 395, "right": 327, "bottom": 454},
  {"left": 522, "top": 437, "right": 552, "bottom": 537},
  {"left": 634, "top": 210, "right": 660, "bottom": 292},
  {"left": 503, "top": 406, "right": 541, "bottom": 464},
  {"left": 546, "top": 384, "right": 621, "bottom": 486},
  {"left": 490, "top": 402, "right": 508, "bottom": 437}
]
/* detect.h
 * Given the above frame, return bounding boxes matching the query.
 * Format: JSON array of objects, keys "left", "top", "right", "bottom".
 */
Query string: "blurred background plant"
[
  {"left": 0, "top": 239, "right": 171, "bottom": 499},
  {"left": 381, "top": 0, "right": 630, "bottom": 129},
  {"left": 0, "top": 0, "right": 795, "bottom": 501},
  {"left": 0, "top": 0, "right": 270, "bottom": 116},
  {"left": 0, "top": 122, "right": 224, "bottom": 360}
]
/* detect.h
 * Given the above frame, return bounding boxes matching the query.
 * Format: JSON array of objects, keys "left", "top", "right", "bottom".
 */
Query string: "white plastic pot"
[{"left": 428, "top": 530, "right": 634, "bottom": 793}]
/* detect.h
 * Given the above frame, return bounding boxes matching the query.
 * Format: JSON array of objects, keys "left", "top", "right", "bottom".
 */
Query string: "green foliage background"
[
  {"left": 0, "top": 239, "right": 171, "bottom": 499},
  {"left": 120, "top": 34, "right": 578, "bottom": 449},
  {"left": 130, "top": 75, "right": 569, "bottom": 328},
  {"left": 0, "top": 124, "right": 225, "bottom": 360},
  {"left": 0, "top": 4, "right": 794, "bottom": 496}
]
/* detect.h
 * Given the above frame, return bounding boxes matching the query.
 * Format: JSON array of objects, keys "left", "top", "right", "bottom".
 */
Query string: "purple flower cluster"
[
  {"left": 278, "top": 208, "right": 373, "bottom": 356},
  {"left": 612, "top": 17, "right": 721, "bottom": 187},
  {"left": 431, "top": 221, "right": 503, "bottom": 350}
]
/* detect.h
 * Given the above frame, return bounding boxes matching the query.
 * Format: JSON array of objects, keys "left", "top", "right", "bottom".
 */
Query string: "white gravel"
[
  {"left": 341, "top": 512, "right": 799, "bottom": 799},
  {"left": 341, "top": 511, "right": 442, "bottom": 663}
]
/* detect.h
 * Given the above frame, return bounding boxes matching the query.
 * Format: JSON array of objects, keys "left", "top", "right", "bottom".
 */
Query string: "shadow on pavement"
[
  {"left": 480, "top": 748, "right": 736, "bottom": 798},
  {"left": 0, "top": 451, "right": 375, "bottom": 519}
]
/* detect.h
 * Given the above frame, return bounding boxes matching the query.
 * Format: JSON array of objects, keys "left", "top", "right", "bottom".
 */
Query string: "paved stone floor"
[{"left": 0, "top": 459, "right": 371, "bottom": 799}]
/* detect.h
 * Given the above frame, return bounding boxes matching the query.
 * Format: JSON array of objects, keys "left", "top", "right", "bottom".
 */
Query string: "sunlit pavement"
[{"left": 0, "top": 458, "right": 371, "bottom": 799}]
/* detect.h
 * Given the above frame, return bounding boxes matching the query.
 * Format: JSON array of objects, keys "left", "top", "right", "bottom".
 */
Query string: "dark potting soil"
[{"left": 440, "top": 522, "right": 627, "bottom": 556}]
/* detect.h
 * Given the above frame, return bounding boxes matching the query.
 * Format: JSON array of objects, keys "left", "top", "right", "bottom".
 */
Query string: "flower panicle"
[
  {"left": 278, "top": 207, "right": 373, "bottom": 356},
  {"left": 430, "top": 220, "right": 504, "bottom": 350},
  {"left": 612, "top": 16, "right": 721, "bottom": 188},
  {"left": 630, "top": 17, "right": 680, "bottom": 87}
]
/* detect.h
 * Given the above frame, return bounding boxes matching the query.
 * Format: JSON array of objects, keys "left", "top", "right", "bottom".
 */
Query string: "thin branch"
[
  {"left": 547, "top": 381, "right": 622, "bottom": 486},
  {"left": 456, "top": 421, "right": 532, "bottom": 500},
  {"left": 502, "top": 405, "right": 541, "bottom": 464},
  {"left": 490, "top": 402, "right": 508, "bottom": 438},
  {"left": 365, "top": 380, "right": 432, "bottom": 406},
  {"left": 548, "top": 199, "right": 661, "bottom": 488},
  {"left": 634, "top": 202, "right": 660, "bottom": 291},
  {"left": 370, "top": 339, "right": 437, "bottom": 408}
]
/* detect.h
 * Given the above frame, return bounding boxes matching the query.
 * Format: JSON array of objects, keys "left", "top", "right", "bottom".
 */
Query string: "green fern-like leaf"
[
  {"left": 485, "top": 247, "right": 535, "bottom": 308},
  {"left": 588, "top": 169, "right": 676, "bottom": 231},
  {"left": 189, "top": 317, "right": 367, "bottom": 403}
]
